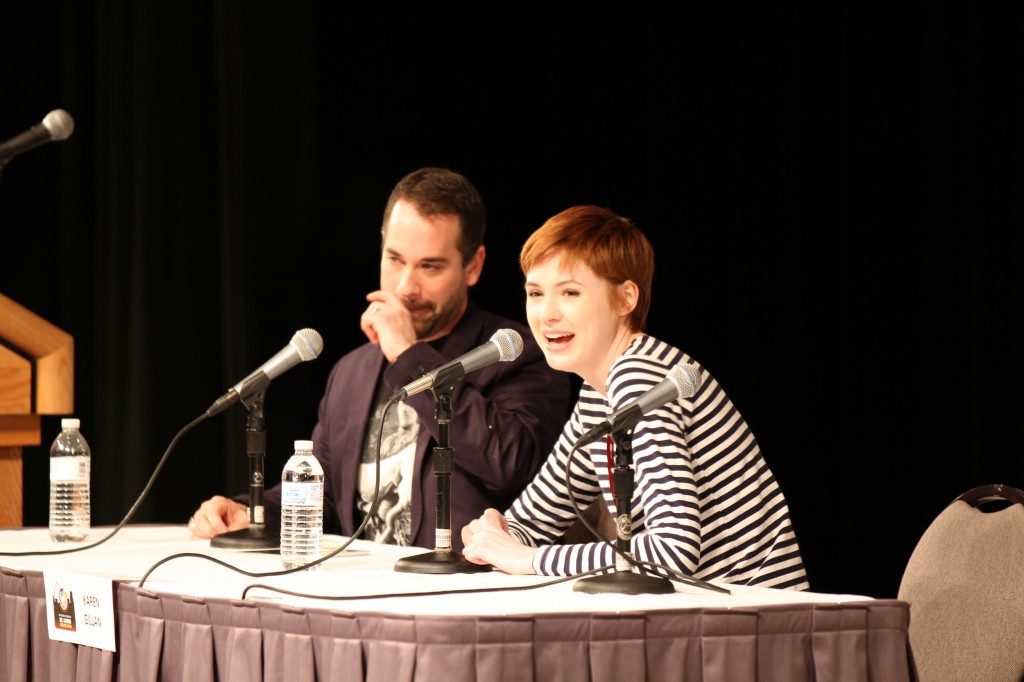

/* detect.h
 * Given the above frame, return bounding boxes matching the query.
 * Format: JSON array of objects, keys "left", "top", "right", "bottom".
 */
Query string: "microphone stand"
[
  {"left": 211, "top": 381, "right": 280, "bottom": 550},
  {"left": 394, "top": 381, "right": 490, "bottom": 574},
  {"left": 574, "top": 428, "right": 674, "bottom": 594}
]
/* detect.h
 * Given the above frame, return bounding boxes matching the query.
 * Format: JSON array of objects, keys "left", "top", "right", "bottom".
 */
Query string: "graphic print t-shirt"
[{"left": 356, "top": 375, "right": 419, "bottom": 545}]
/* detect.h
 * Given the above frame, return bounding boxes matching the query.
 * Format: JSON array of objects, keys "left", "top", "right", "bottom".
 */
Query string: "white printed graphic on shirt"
[{"left": 357, "top": 398, "right": 419, "bottom": 545}]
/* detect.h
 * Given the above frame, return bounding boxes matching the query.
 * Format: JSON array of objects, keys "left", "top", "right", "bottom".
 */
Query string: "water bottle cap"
[
  {"left": 294, "top": 439, "right": 314, "bottom": 451},
  {"left": 61, "top": 418, "right": 80, "bottom": 429}
]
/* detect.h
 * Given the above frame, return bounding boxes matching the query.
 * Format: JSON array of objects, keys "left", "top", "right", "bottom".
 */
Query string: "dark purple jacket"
[{"left": 261, "top": 302, "right": 572, "bottom": 551}]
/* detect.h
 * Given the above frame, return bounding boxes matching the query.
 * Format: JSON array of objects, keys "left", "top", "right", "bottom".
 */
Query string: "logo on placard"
[{"left": 52, "top": 583, "right": 77, "bottom": 631}]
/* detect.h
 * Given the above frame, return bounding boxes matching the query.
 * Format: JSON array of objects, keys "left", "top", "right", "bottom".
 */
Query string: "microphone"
[
  {"left": 0, "top": 109, "right": 75, "bottom": 165},
  {"left": 576, "top": 362, "right": 704, "bottom": 447},
  {"left": 206, "top": 328, "right": 324, "bottom": 416},
  {"left": 392, "top": 328, "right": 524, "bottom": 400}
]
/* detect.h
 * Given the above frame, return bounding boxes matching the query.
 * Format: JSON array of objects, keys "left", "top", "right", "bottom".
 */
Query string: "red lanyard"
[{"left": 605, "top": 434, "right": 615, "bottom": 497}]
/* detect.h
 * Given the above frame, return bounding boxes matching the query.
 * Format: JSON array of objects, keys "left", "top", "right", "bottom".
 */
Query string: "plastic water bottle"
[
  {"left": 49, "top": 418, "right": 91, "bottom": 542},
  {"left": 280, "top": 439, "right": 324, "bottom": 570}
]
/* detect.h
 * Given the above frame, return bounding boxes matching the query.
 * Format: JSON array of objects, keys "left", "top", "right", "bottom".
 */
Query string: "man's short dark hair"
[{"left": 382, "top": 167, "right": 486, "bottom": 265}]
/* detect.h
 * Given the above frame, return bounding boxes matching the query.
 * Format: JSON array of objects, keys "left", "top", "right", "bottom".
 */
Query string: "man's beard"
[{"left": 410, "top": 292, "right": 466, "bottom": 341}]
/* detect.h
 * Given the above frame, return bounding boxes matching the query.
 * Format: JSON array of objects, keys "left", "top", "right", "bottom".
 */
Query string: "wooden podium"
[{"left": 0, "top": 293, "right": 74, "bottom": 528}]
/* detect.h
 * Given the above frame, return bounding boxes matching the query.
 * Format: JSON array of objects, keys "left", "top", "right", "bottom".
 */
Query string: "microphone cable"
[
  {"left": 1, "top": 327, "right": 324, "bottom": 558},
  {"left": 0, "top": 412, "right": 210, "bottom": 557},
  {"left": 2, "top": 360, "right": 728, "bottom": 602},
  {"left": 134, "top": 395, "right": 615, "bottom": 604},
  {"left": 136, "top": 394, "right": 400, "bottom": 588},
  {"left": 139, "top": 393, "right": 732, "bottom": 597},
  {"left": 561, "top": 434, "right": 731, "bottom": 595},
  {"left": 234, "top": 430, "right": 735, "bottom": 602},
  {"left": 239, "top": 566, "right": 610, "bottom": 602}
]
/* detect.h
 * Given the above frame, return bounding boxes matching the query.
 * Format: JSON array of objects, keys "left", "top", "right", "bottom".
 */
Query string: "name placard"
[{"left": 43, "top": 570, "right": 117, "bottom": 652}]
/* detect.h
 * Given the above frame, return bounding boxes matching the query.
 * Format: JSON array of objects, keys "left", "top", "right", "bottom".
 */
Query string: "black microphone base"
[
  {"left": 210, "top": 526, "right": 280, "bottom": 550},
  {"left": 574, "top": 569, "right": 675, "bottom": 594},
  {"left": 394, "top": 550, "right": 492, "bottom": 574}
]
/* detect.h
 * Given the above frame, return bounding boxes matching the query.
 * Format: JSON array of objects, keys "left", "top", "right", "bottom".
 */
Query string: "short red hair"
[{"left": 520, "top": 206, "right": 654, "bottom": 332}]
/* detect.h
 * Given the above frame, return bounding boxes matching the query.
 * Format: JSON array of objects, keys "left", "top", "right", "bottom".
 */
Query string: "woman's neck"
[{"left": 589, "top": 329, "right": 644, "bottom": 396}]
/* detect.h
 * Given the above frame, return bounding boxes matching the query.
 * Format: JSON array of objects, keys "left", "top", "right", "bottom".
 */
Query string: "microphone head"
[
  {"left": 670, "top": 363, "right": 703, "bottom": 399},
  {"left": 491, "top": 329, "right": 524, "bottom": 362},
  {"left": 291, "top": 328, "right": 324, "bottom": 361},
  {"left": 42, "top": 109, "right": 74, "bottom": 141}
]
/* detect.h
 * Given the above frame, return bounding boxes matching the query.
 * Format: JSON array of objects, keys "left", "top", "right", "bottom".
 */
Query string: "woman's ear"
[{"left": 619, "top": 279, "right": 639, "bottom": 316}]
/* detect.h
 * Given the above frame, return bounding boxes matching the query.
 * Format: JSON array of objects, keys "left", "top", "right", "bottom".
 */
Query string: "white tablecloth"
[{"left": 0, "top": 525, "right": 917, "bottom": 682}]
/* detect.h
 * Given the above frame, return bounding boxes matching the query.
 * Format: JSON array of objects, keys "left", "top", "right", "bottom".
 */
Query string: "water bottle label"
[
  {"left": 281, "top": 481, "right": 324, "bottom": 507},
  {"left": 50, "top": 458, "right": 89, "bottom": 482}
]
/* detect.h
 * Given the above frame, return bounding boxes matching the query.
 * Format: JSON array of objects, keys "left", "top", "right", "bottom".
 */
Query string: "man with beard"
[{"left": 188, "top": 168, "right": 572, "bottom": 551}]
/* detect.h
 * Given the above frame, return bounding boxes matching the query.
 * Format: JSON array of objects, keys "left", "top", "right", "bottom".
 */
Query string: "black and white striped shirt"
[{"left": 505, "top": 336, "right": 809, "bottom": 590}]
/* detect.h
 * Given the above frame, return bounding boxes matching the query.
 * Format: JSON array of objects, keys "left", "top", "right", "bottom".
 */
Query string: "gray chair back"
[{"left": 898, "top": 483, "right": 1024, "bottom": 682}]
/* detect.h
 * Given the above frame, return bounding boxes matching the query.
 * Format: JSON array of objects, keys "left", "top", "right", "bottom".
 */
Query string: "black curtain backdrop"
[{"left": 1, "top": 3, "right": 1020, "bottom": 599}]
